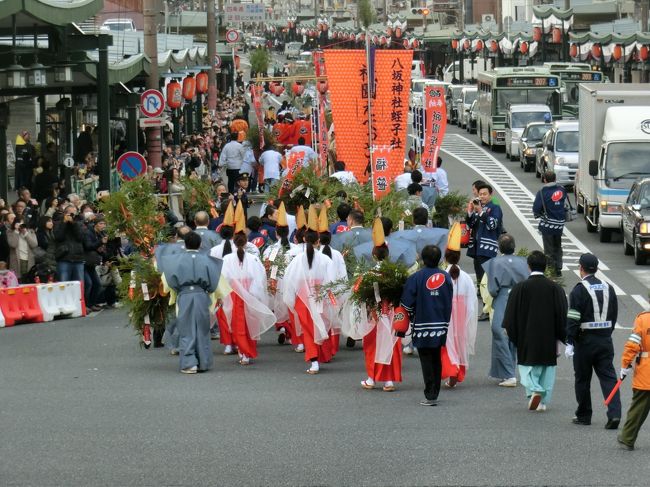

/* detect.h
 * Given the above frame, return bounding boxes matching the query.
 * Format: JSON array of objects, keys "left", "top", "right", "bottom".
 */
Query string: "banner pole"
[{"left": 366, "top": 31, "right": 375, "bottom": 201}]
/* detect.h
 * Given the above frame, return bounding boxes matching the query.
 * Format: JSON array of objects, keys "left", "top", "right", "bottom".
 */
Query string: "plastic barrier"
[
  {"left": 0, "top": 307, "right": 5, "bottom": 327},
  {"left": 0, "top": 285, "right": 44, "bottom": 327},
  {"left": 36, "top": 281, "right": 86, "bottom": 322}
]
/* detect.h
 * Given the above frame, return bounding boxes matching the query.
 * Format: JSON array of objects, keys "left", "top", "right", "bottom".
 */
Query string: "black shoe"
[
  {"left": 605, "top": 418, "right": 621, "bottom": 430},
  {"left": 572, "top": 417, "right": 591, "bottom": 426},
  {"left": 478, "top": 312, "right": 489, "bottom": 321},
  {"left": 420, "top": 399, "right": 438, "bottom": 406},
  {"left": 277, "top": 332, "right": 286, "bottom": 345},
  {"left": 617, "top": 437, "right": 634, "bottom": 451},
  {"left": 346, "top": 337, "right": 356, "bottom": 348}
]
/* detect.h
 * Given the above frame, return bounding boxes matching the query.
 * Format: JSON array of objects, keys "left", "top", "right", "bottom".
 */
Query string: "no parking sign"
[{"left": 116, "top": 152, "right": 148, "bottom": 181}]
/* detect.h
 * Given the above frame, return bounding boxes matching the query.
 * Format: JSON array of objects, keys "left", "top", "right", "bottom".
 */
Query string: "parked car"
[
  {"left": 458, "top": 86, "right": 478, "bottom": 129},
  {"left": 535, "top": 120, "right": 579, "bottom": 187},
  {"left": 100, "top": 18, "right": 136, "bottom": 32},
  {"left": 622, "top": 177, "right": 650, "bottom": 265},
  {"left": 284, "top": 42, "right": 303, "bottom": 59},
  {"left": 445, "top": 85, "right": 464, "bottom": 124},
  {"left": 467, "top": 100, "right": 479, "bottom": 134},
  {"left": 519, "top": 122, "right": 552, "bottom": 172},
  {"left": 505, "top": 104, "right": 552, "bottom": 160}
]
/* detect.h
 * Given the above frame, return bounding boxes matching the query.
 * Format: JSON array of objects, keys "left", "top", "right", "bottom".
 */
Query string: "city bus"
[
  {"left": 542, "top": 62, "right": 605, "bottom": 118},
  {"left": 477, "top": 67, "right": 561, "bottom": 150}
]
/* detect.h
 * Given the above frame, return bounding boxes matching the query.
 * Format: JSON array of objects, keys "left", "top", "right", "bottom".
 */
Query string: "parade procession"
[{"left": 2, "top": 1, "right": 650, "bottom": 486}]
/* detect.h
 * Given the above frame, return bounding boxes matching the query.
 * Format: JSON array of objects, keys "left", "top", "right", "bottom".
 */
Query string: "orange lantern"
[
  {"left": 292, "top": 82, "right": 305, "bottom": 96},
  {"left": 489, "top": 40, "right": 498, "bottom": 53},
  {"left": 569, "top": 43, "right": 578, "bottom": 58},
  {"left": 552, "top": 27, "right": 562, "bottom": 44},
  {"left": 475, "top": 39, "right": 484, "bottom": 51},
  {"left": 182, "top": 74, "right": 196, "bottom": 100},
  {"left": 195, "top": 71, "right": 208, "bottom": 94},
  {"left": 520, "top": 41, "right": 529, "bottom": 55},
  {"left": 451, "top": 39, "right": 459, "bottom": 50},
  {"left": 387, "top": 27, "right": 393, "bottom": 37},
  {"left": 612, "top": 44, "right": 623, "bottom": 62},
  {"left": 592, "top": 43, "right": 602, "bottom": 59},
  {"left": 640, "top": 45, "right": 649, "bottom": 61},
  {"left": 533, "top": 27, "right": 542, "bottom": 42},
  {"left": 317, "top": 80, "right": 328, "bottom": 94},
  {"left": 463, "top": 39, "right": 470, "bottom": 51},
  {"left": 403, "top": 38, "right": 410, "bottom": 48},
  {"left": 166, "top": 80, "right": 182, "bottom": 109},
  {"left": 412, "top": 39, "right": 420, "bottom": 49}
]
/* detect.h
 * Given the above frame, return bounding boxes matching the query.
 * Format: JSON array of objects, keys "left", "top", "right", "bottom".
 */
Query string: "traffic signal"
[{"left": 411, "top": 8, "right": 430, "bottom": 15}]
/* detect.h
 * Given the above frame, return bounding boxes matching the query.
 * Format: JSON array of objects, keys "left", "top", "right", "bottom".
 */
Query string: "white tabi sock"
[
  {"left": 384, "top": 381, "right": 394, "bottom": 388},
  {"left": 309, "top": 361, "right": 319, "bottom": 372}
]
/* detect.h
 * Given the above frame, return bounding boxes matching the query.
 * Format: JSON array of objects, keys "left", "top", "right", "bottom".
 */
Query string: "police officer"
[
  {"left": 565, "top": 253, "right": 621, "bottom": 428},
  {"left": 532, "top": 170, "right": 567, "bottom": 276}
]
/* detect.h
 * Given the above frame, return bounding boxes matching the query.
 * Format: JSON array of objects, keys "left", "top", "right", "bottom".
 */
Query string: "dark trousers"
[
  {"left": 573, "top": 334, "right": 622, "bottom": 420},
  {"left": 472, "top": 255, "right": 491, "bottom": 290},
  {"left": 84, "top": 266, "right": 103, "bottom": 307},
  {"left": 620, "top": 389, "right": 650, "bottom": 446},
  {"left": 226, "top": 168, "right": 240, "bottom": 194},
  {"left": 542, "top": 233, "right": 563, "bottom": 273},
  {"left": 418, "top": 346, "right": 443, "bottom": 400}
]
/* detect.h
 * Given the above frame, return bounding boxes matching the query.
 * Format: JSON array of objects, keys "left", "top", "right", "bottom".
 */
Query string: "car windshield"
[
  {"left": 555, "top": 131, "right": 579, "bottom": 152},
  {"left": 605, "top": 142, "right": 650, "bottom": 181},
  {"left": 412, "top": 82, "right": 425, "bottom": 93},
  {"left": 525, "top": 124, "right": 551, "bottom": 141},
  {"left": 464, "top": 91, "right": 477, "bottom": 104},
  {"left": 496, "top": 89, "right": 559, "bottom": 115},
  {"left": 105, "top": 22, "right": 131, "bottom": 31},
  {"left": 511, "top": 112, "right": 550, "bottom": 129}
]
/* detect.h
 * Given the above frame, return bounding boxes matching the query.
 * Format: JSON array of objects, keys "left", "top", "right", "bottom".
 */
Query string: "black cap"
[
  {"left": 579, "top": 253, "right": 599, "bottom": 272},
  {"left": 237, "top": 172, "right": 250, "bottom": 181}
]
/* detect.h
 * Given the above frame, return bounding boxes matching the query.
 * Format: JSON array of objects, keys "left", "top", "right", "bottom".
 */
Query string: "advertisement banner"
[
  {"left": 371, "top": 146, "right": 392, "bottom": 200},
  {"left": 251, "top": 84, "right": 265, "bottom": 150},
  {"left": 224, "top": 3, "right": 265, "bottom": 23},
  {"left": 278, "top": 151, "right": 305, "bottom": 197},
  {"left": 422, "top": 85, "right": 447, "bottom": 173}
]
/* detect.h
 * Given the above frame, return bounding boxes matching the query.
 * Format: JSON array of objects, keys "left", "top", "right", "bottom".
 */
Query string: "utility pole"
[
  {"left": 642, "top": 0, "right": 649, "bottom": 32},
  {"left": 144, "top": 0, "right": 161, "bottom": 168},
  {"left": 207, "top": 0, "right": 217, "bottom": 113}
]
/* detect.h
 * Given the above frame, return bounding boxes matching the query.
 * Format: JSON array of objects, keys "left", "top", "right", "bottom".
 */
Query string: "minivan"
[
  {"left": 458, "top": 86, "right": 478, "bottom": 129},
  {"left": 536, "top": 120, "right": 580, "bottom": 186},
  {"left": 505, "top": 104, "right": 552, "bottom": 160}
]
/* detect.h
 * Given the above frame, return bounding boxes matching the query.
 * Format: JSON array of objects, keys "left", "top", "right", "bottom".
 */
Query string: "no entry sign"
[{"left": 116, "top": 152, "right": 147, "bottom": 181}]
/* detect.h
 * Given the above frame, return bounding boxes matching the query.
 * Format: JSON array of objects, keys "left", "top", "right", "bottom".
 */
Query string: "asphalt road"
[{"left": 2, "top": 133, "right": 649, "bottom": 486}]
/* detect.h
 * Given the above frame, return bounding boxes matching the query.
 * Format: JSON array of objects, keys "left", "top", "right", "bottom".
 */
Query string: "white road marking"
[{"left": 632, "top": 294, "right": 650, "bottom": 311}]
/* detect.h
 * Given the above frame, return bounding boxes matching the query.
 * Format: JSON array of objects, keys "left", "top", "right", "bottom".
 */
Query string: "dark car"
[
  {"left": 622, "top": 178, "right": 650, "bottom": 265},
  {"left": 518, "top": 122, "right": 551, "bottom": 173}
]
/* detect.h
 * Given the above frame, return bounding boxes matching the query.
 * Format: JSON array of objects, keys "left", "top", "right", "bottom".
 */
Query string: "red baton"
[{"left": 604, "top": 377, "right": 625, "bottom": 406}]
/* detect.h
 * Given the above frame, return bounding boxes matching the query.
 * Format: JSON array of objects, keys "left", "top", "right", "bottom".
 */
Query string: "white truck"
[
  {"left": 443, "top": 58, "right": 492, "bottom": 84},
  {"left": 576, "top": 84, "right": 650, "bottom": 242}
]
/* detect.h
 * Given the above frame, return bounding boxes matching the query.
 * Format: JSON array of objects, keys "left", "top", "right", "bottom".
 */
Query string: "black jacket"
[{"left": 53, "top": 219, "right": 86, "bottom": 262}]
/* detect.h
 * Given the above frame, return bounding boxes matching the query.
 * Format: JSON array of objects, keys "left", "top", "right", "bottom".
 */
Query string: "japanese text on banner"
[
  {"left": 422, "top": 86, "right": 447, "bottom": 173},
  {"left": 278, "top": 151, "right": 305, "bottom": 196},
  {"left": 318, "top": 97, "right": 328, "bottom": 175},
  {"left": 251, "top": 85, "right": 265, "bottom": 150},
  {"left": 372, "top": 146, "right": 392, "bottom": 200}
]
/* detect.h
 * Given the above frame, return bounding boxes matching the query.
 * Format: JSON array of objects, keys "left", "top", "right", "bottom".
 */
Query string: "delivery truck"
[{"left": 576, "top": 84, "right": 650, "bottom": 242}]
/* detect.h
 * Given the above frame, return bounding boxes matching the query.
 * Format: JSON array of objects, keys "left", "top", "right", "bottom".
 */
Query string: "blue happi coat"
[
  {"left": 466, "top": 202, "right": 503, "bottom": 259},
  {"left": 533, "top": 183, "right": 567, "bottom": 236},
  {"left": 400, "top": 267, "right": 453, "bottom": 349}
]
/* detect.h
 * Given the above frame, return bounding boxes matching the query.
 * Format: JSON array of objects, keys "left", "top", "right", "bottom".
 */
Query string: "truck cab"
[{"left": 504, "top": 104, "right": 552, "bottom": 161}]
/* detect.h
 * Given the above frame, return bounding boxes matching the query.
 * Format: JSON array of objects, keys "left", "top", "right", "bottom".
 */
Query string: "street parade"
[{"left": 2, "top": 1, "right": 650, "bottom": 486}]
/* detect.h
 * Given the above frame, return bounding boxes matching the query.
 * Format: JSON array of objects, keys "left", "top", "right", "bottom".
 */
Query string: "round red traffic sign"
[
  {"left": 214, "top": 55, "right": 222, "bottom": 68},
  {"left": 116, "top": 152, "right": 148, "bottom": 181},
  {"left": 140, "top": 89, "right": 165, "bottom": 118},
  {"left": 226, "top": 29, "right": 240, "bottom": 43}
]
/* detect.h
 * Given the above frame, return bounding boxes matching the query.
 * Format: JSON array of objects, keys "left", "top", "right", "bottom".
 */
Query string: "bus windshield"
[
  {"left": 605, "top": 142, "right": 650, "bottom": 182},
  {"left": 496, "top": 89, "right": 559, "bottom": 115},
  {"left": 511, "top": 112, "right": 550, "bottom": 129},
  {"left": 555, "top": 131, "right": 579, "bottom": 152}
]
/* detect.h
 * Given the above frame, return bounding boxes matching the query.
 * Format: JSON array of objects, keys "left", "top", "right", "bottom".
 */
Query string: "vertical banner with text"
[
  {"left": 422, "top": 85, "right": 447, "bottom": 173},
  {"left": 251, "top": 84, "right": 265, "bottom": 150},
  {"left": 278, "top": 151, "right": 305, "bottom": 197},
  {"left": 318, "top": 95, "right": 328, "bottom": 175},
  {"left": 371, "top": 146, "right": 392, "bottom": 200}
]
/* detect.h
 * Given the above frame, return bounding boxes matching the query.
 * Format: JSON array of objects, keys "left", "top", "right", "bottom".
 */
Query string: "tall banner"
[
  {"left": 422, "top": 85, "right": 447, "bottom": 173},
  {"left": 251, "top": 84, "right": 265, "bottom": 150},
  {"left": 278, "top": 150, "right": 305, "bottom": 196},
  {"left": 324, "top": 50, "right": 412, "bottom": 183},
  {"left": 318, "top": 95, "right": 328, "bottom": 174},
  {"left": 371, "top": 146, "right": 391, "bottom": 200}
]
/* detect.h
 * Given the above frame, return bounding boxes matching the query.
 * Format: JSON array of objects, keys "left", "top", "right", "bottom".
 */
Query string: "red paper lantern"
[
  {"left": 412, "top": 39, "right": 420, "bottom": 49},
  {"left": 520, "top": 41, "right": 529, "bottom": 55},
  {"left": 387, "top": 27, "right": 393, "bottom": 37},
  {"left": 451, "top": 39, "right": 458, "bottom": 50},
  {"left": 182, "top": 75, "right": 196, "bottom": 100},
  {"left": 489, "top": 40, "right": 498, "bottom": 53},
  {"left": 195, "top": 71, "right": 208, "bottom": 94},
  {"left": 569, "top": 43, "right": 578, "bottom": 58},
  {"left": 403, "top": 38, "right": 410, "bottom": 48},
  {"left": 640, "top": 45, "right": 649, "bottom": 61},
  {"left": 392, "top": 306, "right": 410, "bottom": 334},
  {"left": 292, "top": 82, "right": 305, "bottom": 96},
  {"left": 166, "top": 80, "right": 182, "bottom": 109},
  {"left": 317, "top": 80, "right": 328, "bottom": 94},
  {"left": 395, "top": 28, "right": 403, "bottom": 38},
  {"left": 463, "top": 39, "right": 470, "bottom": 51},
  {"left": 612, "top": 44, "right": 623, "bottom": 62},
  {"left": 592, "top": 43, "right": 602, "bottom": 59},
  {"left": 552, "top": 27, "right": 562, "bottom": 44},
  {"left": 475, "top": 39, "right": 484, "bottom": 51},
  {"left": 270, "top": 82, "right": 285, "bottom": 96},
  {"left": 533, "top": 26, "right": 542, "bottom": 42}
]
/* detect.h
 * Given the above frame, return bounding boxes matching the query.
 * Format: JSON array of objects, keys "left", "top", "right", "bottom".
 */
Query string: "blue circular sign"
[{"left": 116, "top": 152, "right": 147, "bottom": 181}]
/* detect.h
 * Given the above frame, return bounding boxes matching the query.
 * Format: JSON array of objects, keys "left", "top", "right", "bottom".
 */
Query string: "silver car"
[
  {"left": 535, "top": 121, "right": 580, "bottom": 186},
  {"left": 467, "top": 100, "right": 479, "bottom": 134},
  {"left": 458, "top": 87, "right": 478, "bottom": 129}
]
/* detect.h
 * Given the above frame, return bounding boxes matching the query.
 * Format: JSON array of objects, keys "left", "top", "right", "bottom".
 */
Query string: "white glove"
[
  {"left": 564, "top": 344, "right": 575, "bottom": 358},
  {"left": 620, "top": 367, "right": 633, "bottom": 380}
]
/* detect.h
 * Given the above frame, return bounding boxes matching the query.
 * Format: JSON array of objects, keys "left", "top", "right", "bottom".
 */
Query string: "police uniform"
[
  {"left": 618, "top": 311, "right": 650, "bottom": 450},
  {"left": 567, "top": 254, "right": 621, "bottom": 426}
]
